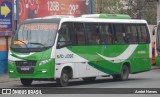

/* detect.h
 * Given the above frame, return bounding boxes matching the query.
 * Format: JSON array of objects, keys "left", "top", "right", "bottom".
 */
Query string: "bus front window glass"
[{"left": 11, "top": 23, "right": 58, "bottom": 52}]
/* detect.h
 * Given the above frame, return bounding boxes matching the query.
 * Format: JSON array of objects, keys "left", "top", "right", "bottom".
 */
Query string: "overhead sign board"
[
  {"left": 18, "top": 0, "right": 92, "bottom": 24},
  {"left": 0, "top": 0, "right": 13, "bottom": 36}
]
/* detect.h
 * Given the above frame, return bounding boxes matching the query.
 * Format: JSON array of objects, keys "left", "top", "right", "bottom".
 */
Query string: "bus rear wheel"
[
  {"left": 20, "top": 78, "right": 33, "bottom": 86},
  {"left": 56, "top": 69, "right": 69, "bottom": 87},
  {"left": 113, "top": 65, "right": 129, "bottom": 81}
]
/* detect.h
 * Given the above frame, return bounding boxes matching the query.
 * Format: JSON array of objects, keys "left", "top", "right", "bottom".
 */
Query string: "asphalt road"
[
  {"left": 0, "top": 69, "right": 160, "bottom": 97},
  {"left": 0, "top": 69, "right": 160, "bottom": 88}
]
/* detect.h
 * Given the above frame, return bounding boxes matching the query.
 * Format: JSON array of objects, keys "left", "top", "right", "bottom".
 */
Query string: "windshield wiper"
[
  {"left": 29, "top": 42, "right": 47, "bottom": 49},
  {"left": 16, "top": 40, "right": 28, "bottom": 48}
]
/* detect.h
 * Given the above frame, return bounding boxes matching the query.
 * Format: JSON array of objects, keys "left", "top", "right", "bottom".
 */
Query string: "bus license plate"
[{"left": 20, "top": 67, "right": 30, "bottom": 71}]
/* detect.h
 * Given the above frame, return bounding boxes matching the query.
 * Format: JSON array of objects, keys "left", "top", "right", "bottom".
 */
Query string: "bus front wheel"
[
  {"left": 113, "top": 65, "right": 129, "bottom": 81},
  {"left": 56, "top": 69, "right": 69, "bottom": 87},
  {"left": 20, "top": 78, "right": 33, "bottom": 86}
]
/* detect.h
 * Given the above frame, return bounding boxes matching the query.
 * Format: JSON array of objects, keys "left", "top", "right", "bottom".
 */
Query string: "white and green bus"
[{"left": 8, "top": 16, "right": 151, "bottom": 87}]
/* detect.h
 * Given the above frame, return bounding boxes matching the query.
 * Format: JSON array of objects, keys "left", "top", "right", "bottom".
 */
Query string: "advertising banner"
[
  {"left": 18, "top": 0, "right": 92, "bottom": 24},
  {"left": 0, "top": 0, "right": 13, "bottom": 36}
]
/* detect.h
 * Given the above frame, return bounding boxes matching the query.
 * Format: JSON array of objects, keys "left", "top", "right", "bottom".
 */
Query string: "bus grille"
[{"left": 15, "top": 61, "right": 36, "bottom": 74}]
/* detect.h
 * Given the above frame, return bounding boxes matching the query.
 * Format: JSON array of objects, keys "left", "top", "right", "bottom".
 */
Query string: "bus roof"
[
  {"left": 24, "top": 16, "right": 147, "bottom": 24},
  {"left": 81, "top": 14, "right": 131, "bottom": 19},
  {"left": 61, "top": 17, "right": 147, "bottom": 24}
]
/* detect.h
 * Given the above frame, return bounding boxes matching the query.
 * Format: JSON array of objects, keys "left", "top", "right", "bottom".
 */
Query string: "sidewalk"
[{"left": 0, "top": 74, "right": 19, "bottom": 83}]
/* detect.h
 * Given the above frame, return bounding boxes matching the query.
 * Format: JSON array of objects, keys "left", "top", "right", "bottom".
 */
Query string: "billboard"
[
  {"left": 0, "top": 0, "right": 13, "bottom": 36},
  {"left": 18, "top": 0, "right": 92, "bottom": 24}
]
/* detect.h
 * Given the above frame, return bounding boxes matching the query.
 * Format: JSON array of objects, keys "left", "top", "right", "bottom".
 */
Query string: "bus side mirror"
[{"left": 152, "top": 26, "right": 157, "bottom": 35}]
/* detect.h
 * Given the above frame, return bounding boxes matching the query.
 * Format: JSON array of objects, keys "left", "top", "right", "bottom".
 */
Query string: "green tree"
[
  {"left": 143, "top": 1, "right": 157, "bottom": 24},
  {"left": 94, "top": 0, "right": 157, "bottom": 24},
  {"left": 94, "top": 0, "right": 124, "bottom": 14},
  {"left": 124, "top": 0, "right": 156, "bottom": 24}
]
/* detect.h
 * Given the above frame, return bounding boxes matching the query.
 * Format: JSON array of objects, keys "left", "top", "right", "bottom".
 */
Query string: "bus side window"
[
  {"left": 99, "top": 23, "right": 113, "bottom": 44},
  {"left": 57, "top": 22, "right": 73, "bottom": 47},
  {"left": 137, "top": 24, "right": 149, "bottom": 43},
  {"left": 74, "top": 23, "right": 86, "bottom": 45},
  {"left": 113, "top": 24, "right": 125, "bottom": 44},
  {"left": 85, "top": 23, "right": 99, "bottom": 45},
  {"left": 126, "top": 24, "right": 138, "bottom": 44}
]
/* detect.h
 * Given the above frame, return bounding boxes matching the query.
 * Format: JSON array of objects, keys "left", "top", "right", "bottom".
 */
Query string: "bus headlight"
[
  {"left": 39, "top": 59, "right": 53, "bottom": 66},
  {"left": 8, "top": 59, "right": 14, "bottom": 64}
]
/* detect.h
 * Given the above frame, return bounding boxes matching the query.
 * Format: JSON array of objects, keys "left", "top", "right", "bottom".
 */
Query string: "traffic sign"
[
  {"left": 1, "top": 4, "right": 11, "bottom": 17},
  {"left": 0, "top": 0, "right": 13, "bottom": 36}
]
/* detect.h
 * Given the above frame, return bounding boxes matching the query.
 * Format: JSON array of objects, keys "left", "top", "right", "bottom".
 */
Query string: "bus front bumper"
[{"left": 8, "top": 60, "right": 55, "bottom": 79}]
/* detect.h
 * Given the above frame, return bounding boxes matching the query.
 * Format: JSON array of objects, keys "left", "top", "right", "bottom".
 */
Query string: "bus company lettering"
[
  {"left": 24, "top": 24, "right": 58, "bottom": 30},
  {"left": 57, "top": 54, "right": 74, "bottom": 59}
]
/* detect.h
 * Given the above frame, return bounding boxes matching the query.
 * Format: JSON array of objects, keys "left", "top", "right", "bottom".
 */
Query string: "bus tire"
[
  {"left": 113, "top": 65, "right": 129, "bottom": 81},
  {"left": 20, "top": 78, "right": 33, "bottom": 86},
  {"left": 56, "top": 69, "right": 69, "bottom": 87},
  {"left": 83, "top": 77, "right": 96, "bottom": 83}
]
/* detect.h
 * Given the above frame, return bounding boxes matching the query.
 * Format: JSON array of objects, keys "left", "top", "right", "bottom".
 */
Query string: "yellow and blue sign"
[{"left": 0, "top": 0, "right": 13, "bottom": 36}]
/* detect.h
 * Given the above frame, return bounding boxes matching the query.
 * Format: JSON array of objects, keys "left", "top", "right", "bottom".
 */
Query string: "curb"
[{"left": 152, "top": 66, "right": 160, "bottom": 70}]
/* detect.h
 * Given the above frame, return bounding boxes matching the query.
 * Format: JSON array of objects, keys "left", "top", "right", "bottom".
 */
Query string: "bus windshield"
[{"left": 11, "top": 23, "right": 58, "bottom": 52}]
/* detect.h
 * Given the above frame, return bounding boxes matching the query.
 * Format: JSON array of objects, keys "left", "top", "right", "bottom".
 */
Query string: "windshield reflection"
[{"left": 11, "top": 23, "right": 58, "bottom": 52}]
